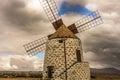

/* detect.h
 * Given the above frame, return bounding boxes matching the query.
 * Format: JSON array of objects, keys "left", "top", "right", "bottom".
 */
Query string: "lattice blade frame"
[
  {"left": 75, "top": 10, "right": 103, "bottom": 33},
  {"left": 68, "top": 11, "right": 103, "bottom": 34},
  {"left": 39, "top": 0, "right": 61, "bottom": 23},
  {"left": 23, "top": 36, "right": 48, "bottom": 56}
]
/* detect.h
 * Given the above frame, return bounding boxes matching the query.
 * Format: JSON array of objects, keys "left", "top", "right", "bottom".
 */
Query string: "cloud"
[
  {"left": 0, "top": 0, "right": 55, "bottom": 54},
  {"left": 0, "top": 53, "right": 43, "bottom": 71},
  {"left": 0, "top": 0, "right": 49, "bottom": 33},
  {"left": 71, "top": 0, "right": 120, "bottom": 70},
  {"left": 0, "top": 0, "right": 120, "bottom": 71},
  {"left": 81, "top": 20, "right": 120, "bottom": 70},
  {"left": 80, "top": 0, "right": 120, "bottom": 70},
  {"left": 84, "top": 51, "right": 120, "bottom": 69},
  {"left": 64, "top": 0, "right": 87, "bottom": 5}
]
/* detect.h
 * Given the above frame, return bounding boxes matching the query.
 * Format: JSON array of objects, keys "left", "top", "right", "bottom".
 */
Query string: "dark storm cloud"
[
  {"left": 83, "top": 32, "right": 120, "bottom": 52},
  {"left": 0, "top": 0, "right": 54, "bottom": 55},
  {"left": 81, "top": 29, "right": 120, "bottom": 69},
  {"left": 0, "top": 0, "right": 48, "bottom": 33},
  {"left": 77, "top": 0, "right": 120, "bottom": 70}
]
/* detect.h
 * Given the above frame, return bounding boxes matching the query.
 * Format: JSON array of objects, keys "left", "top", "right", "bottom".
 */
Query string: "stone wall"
[{"left": 43, "top": 38, "right": 90, "bottom": 80}]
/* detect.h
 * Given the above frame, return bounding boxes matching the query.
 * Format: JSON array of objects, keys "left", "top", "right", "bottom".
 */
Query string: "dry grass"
[
  {"left": 91, "top": 79, "right": 120, "bottom": 80},
  {"left": 0, "top": 78, "right": 120, "bottom": 80},
  {"left": 0, "top": 78, "right": 40, "bottom": 80}
]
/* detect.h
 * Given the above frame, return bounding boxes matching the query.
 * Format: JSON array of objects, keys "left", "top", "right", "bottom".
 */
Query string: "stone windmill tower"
[{"left": 23, "top": 0, "right": 103, "bottom": 80}]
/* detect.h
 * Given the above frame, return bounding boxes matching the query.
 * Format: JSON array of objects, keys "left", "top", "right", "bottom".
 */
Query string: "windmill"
[{"left": 23, "top": 0, "right": 103, "bottom": 80}]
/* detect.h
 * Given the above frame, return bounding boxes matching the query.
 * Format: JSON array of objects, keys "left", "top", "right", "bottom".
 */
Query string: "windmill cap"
[{"left": 49, "top": 24, "right": 79, "bottom": 39}]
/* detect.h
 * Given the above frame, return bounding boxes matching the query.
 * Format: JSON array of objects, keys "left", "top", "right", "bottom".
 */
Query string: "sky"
[{"left": 0, "top": 0, "right": 120, "bottom": 71}]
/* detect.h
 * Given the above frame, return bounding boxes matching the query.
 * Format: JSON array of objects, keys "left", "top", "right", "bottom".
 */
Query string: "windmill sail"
[
  {"left": 23, "top": 36, "right": 48, "bottom": 56},
  {"left": 39, "top": 0, "right": 63, "bottom": 30},
  {"left": 68, "top": 11, "right": 103, "bottom": 34},
  {"left": 23, "top": 0, "right": 104, "bottom": 79}
]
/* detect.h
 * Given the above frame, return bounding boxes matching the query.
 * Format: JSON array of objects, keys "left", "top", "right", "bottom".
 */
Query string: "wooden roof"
[{"left": 49, "top": 24, "right": 79, "bottom": 39}]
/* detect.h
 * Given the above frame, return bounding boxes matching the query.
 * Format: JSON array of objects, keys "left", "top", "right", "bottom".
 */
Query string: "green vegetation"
[
  {"left": 0, "top": 78, "right": 120, "bottom": 80},
  {"left": 0, "top": 71, "right": 120, "bottom": 80},
  {"left": 0, "top": 71, "right": 42, "bottom": 78}
]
